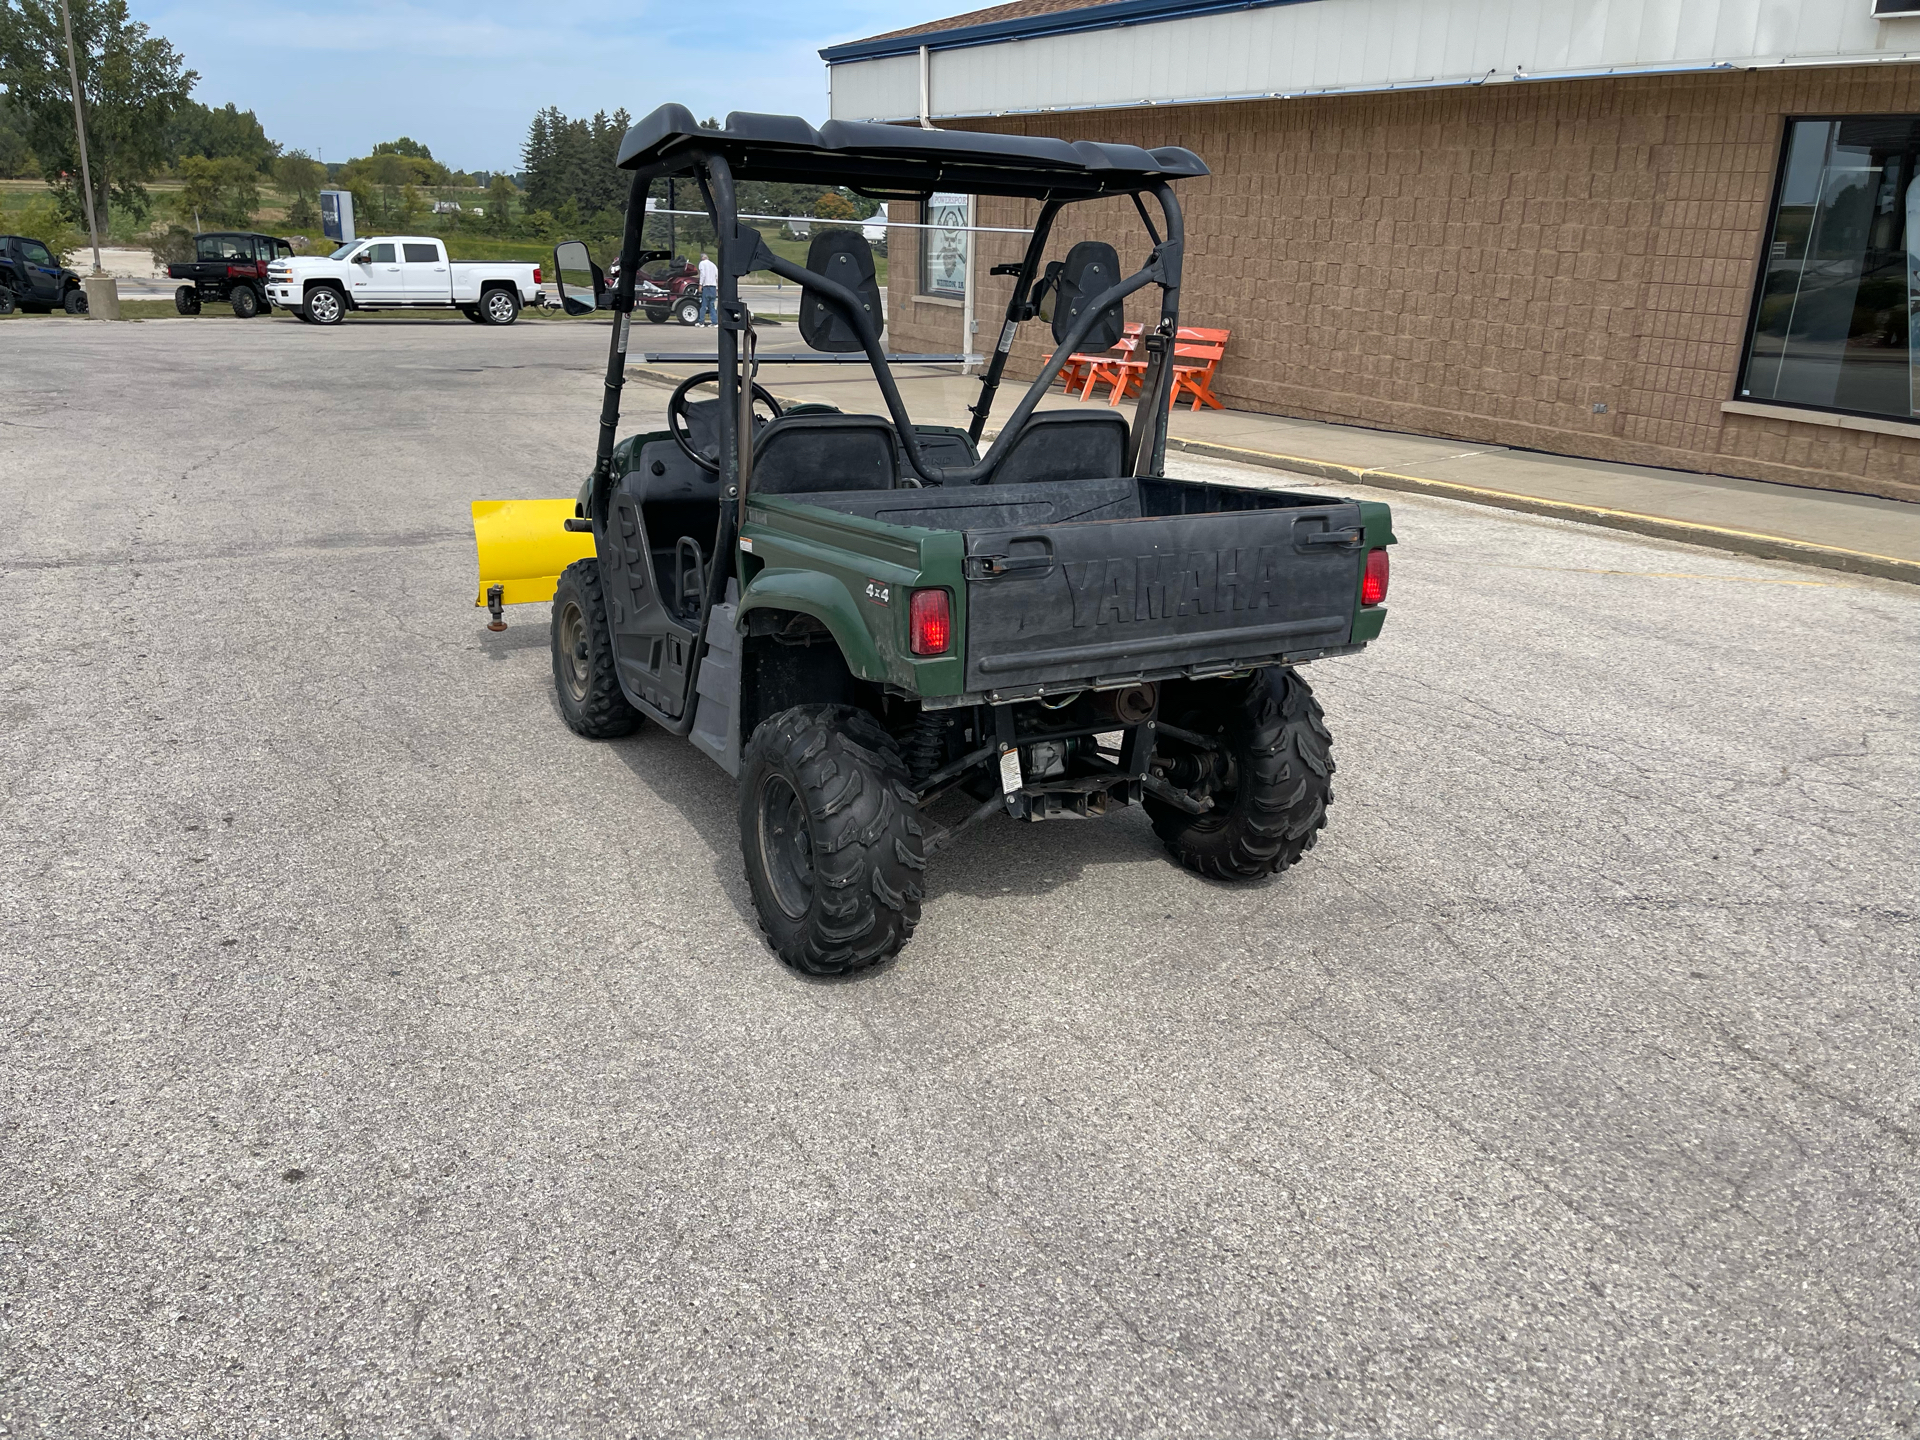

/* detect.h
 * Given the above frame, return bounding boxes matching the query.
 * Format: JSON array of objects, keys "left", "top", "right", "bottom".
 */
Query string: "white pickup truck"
[{"left": 265, "top": 236, "right": 544, "bottom": 326}]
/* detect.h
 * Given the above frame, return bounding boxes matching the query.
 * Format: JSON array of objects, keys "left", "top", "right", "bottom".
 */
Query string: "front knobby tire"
[
  {"left": 739, "top": 706, "right": 925, "bottom": 976},
  {"left": 1146, "top": 668, "right": 1334, "bottom": 882},
  {"left": 549, "top": 559, "right": 643, "bottom": 739}
]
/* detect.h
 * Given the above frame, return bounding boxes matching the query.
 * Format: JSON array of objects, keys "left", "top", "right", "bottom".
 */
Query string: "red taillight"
[
  {"left": 1361, "top": 548, "right": 1389, "bottom": 607},
  {"left": 533, "top": 265, "right": 542, "bottom": 285},
  {"left": 909, "top": 588, "right": 951, "bottom": 656}
]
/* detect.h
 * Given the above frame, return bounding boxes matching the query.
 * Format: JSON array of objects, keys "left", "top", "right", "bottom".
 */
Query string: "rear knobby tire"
[
  {"left": 1145, "top": 667, "right": 1334, "bottom": 882},
  {"left": 230, "top": 284, "right": 260, "bottom": 318},
  {"left": 739, "top": 706, "right": 925, "bottom": 976},
  {"left": 549, "top": 559, "right": 643, "bottom": 739}
]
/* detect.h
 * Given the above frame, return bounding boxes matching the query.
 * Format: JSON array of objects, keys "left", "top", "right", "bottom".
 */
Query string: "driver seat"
[{"left": 751, "top": 413, "right": 898, "bottom": 494}]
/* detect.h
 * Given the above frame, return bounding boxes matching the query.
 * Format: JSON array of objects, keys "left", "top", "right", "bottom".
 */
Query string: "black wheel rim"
[
  {"left": 757, "top": 774, "right": 815, "bottom": 920},
  {"left": 558, "top": 601, "right": 590, "bottom": 702}
]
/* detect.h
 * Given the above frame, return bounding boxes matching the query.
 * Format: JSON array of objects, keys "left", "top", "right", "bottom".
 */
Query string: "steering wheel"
[{"left": 667, "top": 371, "right": 783, "bottom": 473}]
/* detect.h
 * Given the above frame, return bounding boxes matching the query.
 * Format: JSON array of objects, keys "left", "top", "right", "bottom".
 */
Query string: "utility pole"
[{"left": 56, "top": 0, "right": 103, "bottom": 276}]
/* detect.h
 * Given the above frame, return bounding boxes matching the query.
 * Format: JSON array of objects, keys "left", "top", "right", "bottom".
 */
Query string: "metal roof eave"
[{"left": 820, "top": 0, "right": 1316, "bottom": 64}]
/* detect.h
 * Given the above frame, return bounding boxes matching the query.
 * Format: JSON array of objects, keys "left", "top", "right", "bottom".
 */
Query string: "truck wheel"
[
  {"left": 739, "top": 707, "right": 924, "bottom": 976},
  {"left": 550, "top": 559, "right": 642, "bottom": 739},
  {"left": 645, "top": 307, "right": 669, "bottom": 324},
  {"left": 674, "top": 297, "right": 700, "bottom": 326},
  {"left": 230, "top": 285, "right": 260, "bottom": 319},
  {"left": 479, "top": 287, "right": 520, "bottom": 325},
  {"left": 63, "top": 287, "right": 87, "bottom": 315},
  {"left": 460, "top": 305, "right": 485, "bottom": 323},
  {"left": 174, "top": 286, "right": 200, "bottom": 315},
  {"left": 1145, "top": 668, "right": 1334, "bottom": 882},
  {"left": 304, "top": 286, "right": 345, "bottom": 325}
]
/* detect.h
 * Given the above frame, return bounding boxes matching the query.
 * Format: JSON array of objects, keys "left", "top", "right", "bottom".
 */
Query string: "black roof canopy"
[{"left": 616, "top": 104, "right": 1207, "bottom": 199}]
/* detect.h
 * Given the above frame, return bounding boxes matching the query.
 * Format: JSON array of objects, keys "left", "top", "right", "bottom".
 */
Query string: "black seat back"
[
  {"left": 752, "top": 413, "right": 898, "bottom": 495},
  {"left": 985, "top": 411, "right": 1129, "bottom": 485}
]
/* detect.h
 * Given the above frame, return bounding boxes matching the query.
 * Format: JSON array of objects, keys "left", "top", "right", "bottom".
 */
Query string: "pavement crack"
[{"left": 1712, "top": 1024, "right": 1917, "bottom": 1149}]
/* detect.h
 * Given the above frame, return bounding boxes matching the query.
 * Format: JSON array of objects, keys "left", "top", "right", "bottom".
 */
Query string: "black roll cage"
[{"left": 584, "top": 149, "right": 1188, "bottom": 534}]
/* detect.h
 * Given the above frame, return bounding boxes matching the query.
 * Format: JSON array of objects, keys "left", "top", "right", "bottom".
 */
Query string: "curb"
[{"left": 1165, "top": 436, "right": 1920, "bottom": 586}]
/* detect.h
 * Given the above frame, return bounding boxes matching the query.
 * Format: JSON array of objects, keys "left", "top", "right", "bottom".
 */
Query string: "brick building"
[{"left": 822, "top": 0, "right": 1920, "bottom": 499}]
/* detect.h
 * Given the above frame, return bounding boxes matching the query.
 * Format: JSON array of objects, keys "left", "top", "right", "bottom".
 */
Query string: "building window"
[
  {"left": 1740, "top": 116, "right": 1920, "bottom": 421},
  {"left": 919, "top": 193, "right": 969, "bottom": 298}
]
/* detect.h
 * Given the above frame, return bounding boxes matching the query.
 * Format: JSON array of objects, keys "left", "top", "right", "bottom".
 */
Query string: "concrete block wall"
[{"left": 885, "top": 66, "right": 1920, "bottom": 501}]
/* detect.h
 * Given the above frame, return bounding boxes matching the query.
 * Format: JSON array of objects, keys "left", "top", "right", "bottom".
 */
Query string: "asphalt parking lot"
[{"left": 1, "top": 316, "right": 1914, "bottom": 1438}]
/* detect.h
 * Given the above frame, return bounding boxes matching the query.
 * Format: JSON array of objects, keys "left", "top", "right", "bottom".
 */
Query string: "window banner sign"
[{"left": 922, "top": 193, "right": 969, "bottom": 298}]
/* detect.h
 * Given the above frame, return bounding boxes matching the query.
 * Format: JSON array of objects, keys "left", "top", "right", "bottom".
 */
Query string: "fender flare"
[
  {"left": 305, "top": 278, "right": 354, "bottom": 310},
  {"left": 736, "top": 568, "right": 886, "bottom": 681}
]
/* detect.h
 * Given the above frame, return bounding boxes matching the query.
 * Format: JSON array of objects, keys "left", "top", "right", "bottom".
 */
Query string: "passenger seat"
[{"left": 985, "top": 411, "right": 1129, "bottom": 484}]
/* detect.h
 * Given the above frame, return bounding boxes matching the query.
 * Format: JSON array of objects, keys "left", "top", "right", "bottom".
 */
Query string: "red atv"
[{"left": 605, "top": 255, "right": 702, "bottom": 324}]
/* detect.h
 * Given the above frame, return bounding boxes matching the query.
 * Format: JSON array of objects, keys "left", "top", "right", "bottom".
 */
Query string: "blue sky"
[{"left": 141, "top": 0, "right": 965, "bottom": 173}]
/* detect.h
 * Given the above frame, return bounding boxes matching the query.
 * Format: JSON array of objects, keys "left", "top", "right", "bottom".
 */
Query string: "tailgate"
[{"left": 962, "top": 503, "right": 1362, "bottom": 693}]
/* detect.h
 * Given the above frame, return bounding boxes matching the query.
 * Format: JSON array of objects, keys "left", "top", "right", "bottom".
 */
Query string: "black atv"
[{"left": 0, "top": 235, "right": 87, "bottom": 315}]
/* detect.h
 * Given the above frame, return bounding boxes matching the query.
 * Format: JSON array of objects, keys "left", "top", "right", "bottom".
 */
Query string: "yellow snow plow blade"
[{"left": 470, "top": 499, "right": 595, "bottom": 606}]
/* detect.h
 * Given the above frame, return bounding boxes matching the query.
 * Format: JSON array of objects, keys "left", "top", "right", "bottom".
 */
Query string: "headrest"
[
  {"left": 1051, "top": 241, "right": 1125, "bottom": 350},
  {"left": 798, "top": 229, "right": 882, "bottom": 353}
]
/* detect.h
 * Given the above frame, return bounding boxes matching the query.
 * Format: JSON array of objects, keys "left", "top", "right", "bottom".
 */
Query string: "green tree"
[
  {"left": 372, "top": 135, "right": 431, "bottom": 160},
  {"left": 483, "top": 173, "right": 515, "bottom": 233},
  {"left": 166, "top": 98, "right": 276, "bottom": 171},
  {"left": 521, "top": 106, "right": 629, "bottom": 218},
  {"left": 13, "top": 190, "right": 83, "bottom": 257},
  {"left": 0, "top": 93, "right": 33, "bottom": 177},
  {"left": 276, "top": 148, "right": 323, "bottom": 228},
  {"left": 0, "top": 0, "right": 196, "bottom": 232},
  {"left": 367, "top": 137, "right": 449, "bottom": 184},
  {"left": 173, "top": 153, "right": 257, "bottom": 227},
  {"left": 398, "top": 182, "right": 424, "bottom": 228}
]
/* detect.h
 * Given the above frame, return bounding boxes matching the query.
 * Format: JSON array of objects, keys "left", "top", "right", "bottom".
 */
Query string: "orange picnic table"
[{"left": 1060, "top": 325, "right": 1231, "bottom": 410}]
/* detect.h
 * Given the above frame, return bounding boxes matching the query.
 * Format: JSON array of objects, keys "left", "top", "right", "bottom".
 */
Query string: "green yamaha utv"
[{"left": 540, "top": 105, "right": 1395, "bottom": 974}]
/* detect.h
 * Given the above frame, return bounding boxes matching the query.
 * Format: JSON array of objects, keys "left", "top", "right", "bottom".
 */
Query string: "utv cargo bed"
[{"left": 773, "top": 475, "right": 1366, "bottom": 694}]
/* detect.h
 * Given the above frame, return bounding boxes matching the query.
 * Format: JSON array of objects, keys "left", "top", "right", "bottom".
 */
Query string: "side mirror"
[
  {"left": 352, "top": 251, "right": 372, "bottom": 265},
  {"left": 553, "top": 240, "right": 605, "bottom": 317}
]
